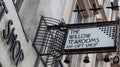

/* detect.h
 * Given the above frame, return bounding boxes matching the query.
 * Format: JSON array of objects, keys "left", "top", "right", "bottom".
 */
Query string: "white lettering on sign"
[{"left": 64, "top": 26, "right": 116, "bottom": 50}]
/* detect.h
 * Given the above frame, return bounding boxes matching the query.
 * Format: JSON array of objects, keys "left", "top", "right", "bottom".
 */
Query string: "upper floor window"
[
  {"left": 71, "top": 3, "right": 82, "bottom": 24},
  {"left": 12, "top": 0, "right": 24, "bottom": 12}
]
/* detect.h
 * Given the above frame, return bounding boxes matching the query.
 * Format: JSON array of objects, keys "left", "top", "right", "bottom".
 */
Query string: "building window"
[
  {"left": 12, "top": 0, "right": 24, "bottom": 12},
  {"left": 71, "top": 3, "right": 82, "bottom": 24}
]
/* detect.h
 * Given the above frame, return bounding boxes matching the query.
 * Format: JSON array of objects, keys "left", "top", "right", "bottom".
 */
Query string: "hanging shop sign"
[
  {"left": 38, "top": 18, "right": 119, "bottom": 54},
  {"left": 64, "top": 21, "right": 119, "bottom": 53},
  {"left": 65, "top": 26, "right": 116, "bottom": 49},
  {"left": 2, "top": 20, "right": 24, "bottom": 66}
]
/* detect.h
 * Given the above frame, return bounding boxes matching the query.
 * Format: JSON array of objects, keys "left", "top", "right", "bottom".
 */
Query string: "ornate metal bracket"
[{"left": 33, "top": 15, "right": 67, "bottom": 66}]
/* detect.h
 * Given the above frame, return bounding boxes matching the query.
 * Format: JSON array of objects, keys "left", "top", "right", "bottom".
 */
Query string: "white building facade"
[{"left": 0, "top": 0, "right": 119, "bottom": 67}]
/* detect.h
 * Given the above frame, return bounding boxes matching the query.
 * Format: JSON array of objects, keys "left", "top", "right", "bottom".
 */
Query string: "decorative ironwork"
[{"left": 33, "top": 15, "right": 67, "bottom": 66}]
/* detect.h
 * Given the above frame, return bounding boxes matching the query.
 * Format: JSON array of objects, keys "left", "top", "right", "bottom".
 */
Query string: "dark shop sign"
[
  {"left": 2, "top": 20, "right": 24, "bottom": 66},
  {"left": 64, "top": 21, "right": 119, "bottom": 53}
]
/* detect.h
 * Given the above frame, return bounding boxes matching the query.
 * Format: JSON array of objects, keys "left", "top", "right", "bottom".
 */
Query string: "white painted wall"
[{"left": 19, "top": 0, "right": 67, "bottom": 42}]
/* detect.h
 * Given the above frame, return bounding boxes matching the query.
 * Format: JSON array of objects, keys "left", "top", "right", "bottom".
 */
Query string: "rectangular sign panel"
[
  {"left": 48, "top": 21, "right": 119, "bottom": 54},
  {"left": 64, "top": 25, "right": 117, "bottom": 50}
]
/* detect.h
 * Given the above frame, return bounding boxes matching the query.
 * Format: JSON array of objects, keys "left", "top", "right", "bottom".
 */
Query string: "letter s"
[{"left": 3, "top": 20, "right": 13, "bottom": 39}]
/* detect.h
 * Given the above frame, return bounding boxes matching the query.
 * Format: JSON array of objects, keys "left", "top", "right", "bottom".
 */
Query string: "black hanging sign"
[{"left": 63, "top": 21, "right": 119, "bottom": 54}]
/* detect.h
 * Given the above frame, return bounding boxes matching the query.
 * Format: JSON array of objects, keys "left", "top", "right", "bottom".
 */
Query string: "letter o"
[{"left": 12, "top": 41, "right": 21, "bottom": 61}]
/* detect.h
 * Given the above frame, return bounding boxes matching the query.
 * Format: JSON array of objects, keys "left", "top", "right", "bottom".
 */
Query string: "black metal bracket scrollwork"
[{"left": 33, "top": 15, "right": 67, "bottom": 66}]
